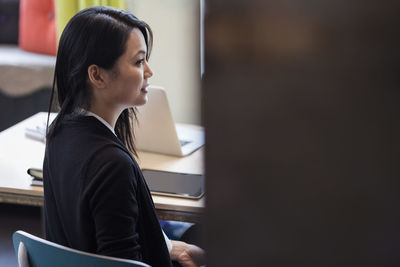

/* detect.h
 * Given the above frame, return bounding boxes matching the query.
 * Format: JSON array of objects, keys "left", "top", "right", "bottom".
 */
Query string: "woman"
[{"left": 43, "top": 6, "right": 204, "bottom": 267}]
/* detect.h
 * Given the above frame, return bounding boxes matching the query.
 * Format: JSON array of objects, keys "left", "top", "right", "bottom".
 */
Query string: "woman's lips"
[{"left": 141, "top": 85, "right": 149, "bottom": 93}]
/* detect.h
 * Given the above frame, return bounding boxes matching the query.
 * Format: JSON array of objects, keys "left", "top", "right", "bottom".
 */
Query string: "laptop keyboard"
[{"left": 179, "top": 140, "right": 191, "bottom": 147}]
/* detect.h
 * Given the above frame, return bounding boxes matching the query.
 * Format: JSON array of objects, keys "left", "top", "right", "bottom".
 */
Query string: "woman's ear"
[{"left": 87, "top": 64, "right": 107, "bottom": 88}]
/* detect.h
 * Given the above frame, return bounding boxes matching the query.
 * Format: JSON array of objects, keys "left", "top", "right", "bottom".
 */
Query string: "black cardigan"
[{"left": 43, "top": 114, "right": 172, "bottom": 267}]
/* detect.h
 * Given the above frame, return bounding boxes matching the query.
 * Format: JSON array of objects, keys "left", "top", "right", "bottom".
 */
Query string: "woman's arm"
[{"left": 87, "top": 149, "right": 142, "bottom": 260}]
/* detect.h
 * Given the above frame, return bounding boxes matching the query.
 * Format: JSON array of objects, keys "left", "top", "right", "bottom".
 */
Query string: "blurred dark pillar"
[{"left": 204, "top": 1, "right": 400, "bottom": 266}]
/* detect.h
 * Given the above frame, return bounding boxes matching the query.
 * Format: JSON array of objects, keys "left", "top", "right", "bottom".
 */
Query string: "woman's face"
[{"left": 105, "top": 28, "right": 153, "bottom": 108}]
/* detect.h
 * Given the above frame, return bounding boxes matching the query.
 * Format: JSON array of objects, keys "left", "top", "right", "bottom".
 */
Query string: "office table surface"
[{"left": 0, "top": 112, "right": 205, "bottom": 222}]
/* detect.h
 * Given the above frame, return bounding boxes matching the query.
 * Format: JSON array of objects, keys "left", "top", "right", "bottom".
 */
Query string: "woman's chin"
[{"left": 134, "top": 96, "right": 148, "bottom": 106}]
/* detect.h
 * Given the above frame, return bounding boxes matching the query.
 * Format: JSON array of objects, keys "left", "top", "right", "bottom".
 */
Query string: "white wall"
[{"left": 128, "top": 0, "right": 201, "bottom": 125}]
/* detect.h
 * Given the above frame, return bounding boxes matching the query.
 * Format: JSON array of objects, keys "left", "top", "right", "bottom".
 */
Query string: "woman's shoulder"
[
  {"left": 63, "top": 114, "right": 112, "bottom": 135},
  {"left": 50, "top": 114, "right": 141, "bottom": 177},
  {"left": 91, "top": 143, "right": 135, "bottom": 166},
  {"left": 53, "top": 115, "right": 125, "bottom": 152},
  {"left": 82, "top": 142, "right": 140, "bottom": 183}
]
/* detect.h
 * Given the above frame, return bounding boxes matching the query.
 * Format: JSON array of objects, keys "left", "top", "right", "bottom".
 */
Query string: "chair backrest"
[{"left": 12, "top": 231, "right": 151, "bottom": 267}]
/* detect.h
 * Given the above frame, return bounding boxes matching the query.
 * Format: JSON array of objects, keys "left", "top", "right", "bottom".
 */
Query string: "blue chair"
[{"left": 12, "top": 230, "right": 151, "bottom": 267}]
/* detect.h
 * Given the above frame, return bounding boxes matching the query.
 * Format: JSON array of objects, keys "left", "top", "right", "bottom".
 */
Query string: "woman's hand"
[{"left": 170, "top": 240, "right": 205, "bottom": 267}]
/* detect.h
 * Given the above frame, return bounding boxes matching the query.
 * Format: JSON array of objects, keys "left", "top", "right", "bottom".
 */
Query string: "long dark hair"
[{"left": 46, "top": 6, "right": 152, "bottom": 157}]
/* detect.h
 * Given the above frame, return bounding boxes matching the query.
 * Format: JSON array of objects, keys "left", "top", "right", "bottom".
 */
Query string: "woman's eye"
[{"left": 136, "top": 59, "right": 144, "bottom": 66}]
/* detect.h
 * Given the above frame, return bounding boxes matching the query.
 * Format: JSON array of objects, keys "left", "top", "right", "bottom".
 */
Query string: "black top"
[{"left": 43, "top": 114, "right": 172, "bottom": 267}]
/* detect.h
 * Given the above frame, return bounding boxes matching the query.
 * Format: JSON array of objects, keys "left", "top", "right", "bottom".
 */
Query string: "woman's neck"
[{"left": 86, "top": 104, "right": 123, "bottom": 129}]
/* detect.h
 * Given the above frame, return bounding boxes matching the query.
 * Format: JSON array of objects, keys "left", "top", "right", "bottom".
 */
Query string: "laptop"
[{"left": 134, "top": 86, "right": 205, "bottom": 157}]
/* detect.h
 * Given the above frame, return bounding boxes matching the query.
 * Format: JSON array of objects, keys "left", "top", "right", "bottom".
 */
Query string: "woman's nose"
[{"left": 144, "top": 62, "right": 153, "bottom": 78}]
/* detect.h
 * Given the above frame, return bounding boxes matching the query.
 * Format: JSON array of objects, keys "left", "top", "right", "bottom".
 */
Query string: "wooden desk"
[{"left": 0, "top": 112, "right": 205, "bottom": 222}]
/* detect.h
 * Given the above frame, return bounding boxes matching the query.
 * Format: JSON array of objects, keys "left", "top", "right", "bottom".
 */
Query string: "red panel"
[{"left": 19, "top": 0, "right": 56, "bottom": 56}]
